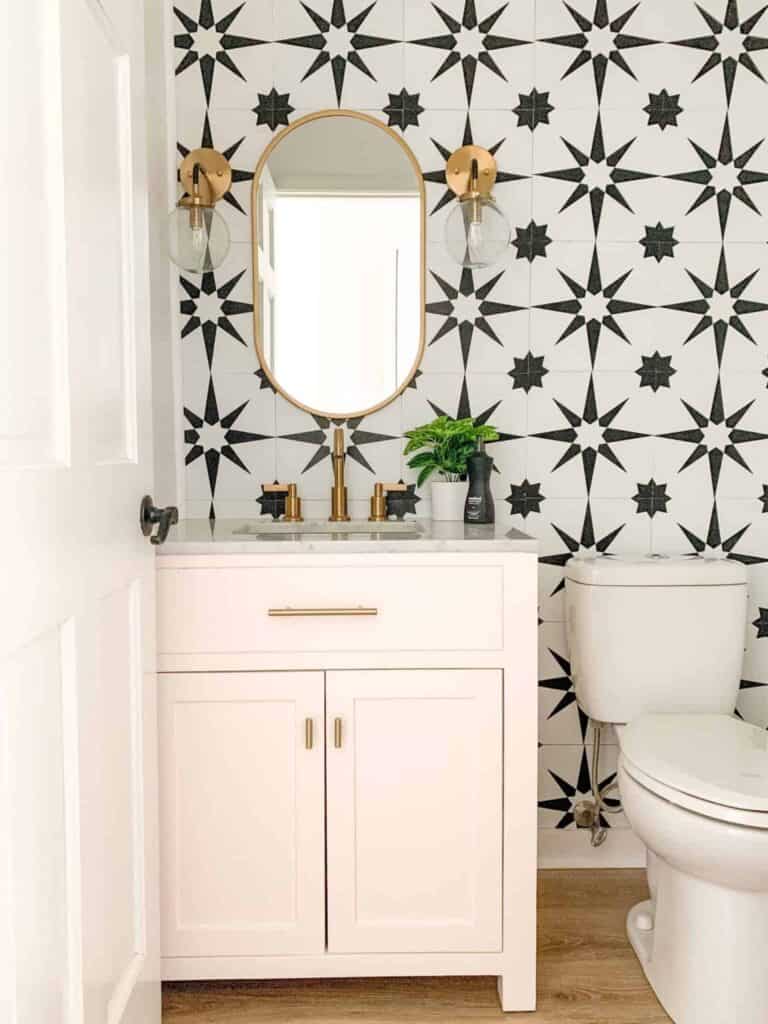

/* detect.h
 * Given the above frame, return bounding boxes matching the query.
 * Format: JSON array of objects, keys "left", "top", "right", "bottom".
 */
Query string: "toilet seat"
[{"left": 620, "top": 713, "right": 768, "bottom": 829}]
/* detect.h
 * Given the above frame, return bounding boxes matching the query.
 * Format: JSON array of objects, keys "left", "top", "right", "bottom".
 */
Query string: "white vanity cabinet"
[{"left": 156, "top": 539, "right": 538, "bottom": 1012}]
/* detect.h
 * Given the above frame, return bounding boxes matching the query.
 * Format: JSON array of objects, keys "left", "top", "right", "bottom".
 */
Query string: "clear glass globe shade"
[
  {"left": 444, "top": 196, "right": 511, "bottom": 269},
  {"left": 168, "top": 204, "right": 230, "bottom": 273}
]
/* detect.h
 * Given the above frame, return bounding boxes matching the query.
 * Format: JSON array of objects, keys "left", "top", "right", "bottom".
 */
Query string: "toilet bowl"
[
  {"left": 616, "top": 715, "right": 768, "bottom": 1024},
  {"left": 564, "top": 556, "right": 768, "bottom": 1024}
]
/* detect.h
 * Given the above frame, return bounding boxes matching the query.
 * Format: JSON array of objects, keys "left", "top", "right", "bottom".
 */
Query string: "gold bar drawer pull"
[
  {"left": 268, "top": 607, "right": 378, "bottom": 617},
  {"left": 304, "top": 718, "right": 313, "bottom": 750},
  {"left": 334, "top": 717, "right": 343, "bottom": 749}
]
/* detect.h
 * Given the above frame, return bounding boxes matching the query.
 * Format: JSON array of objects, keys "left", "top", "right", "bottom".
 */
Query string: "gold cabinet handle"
[
  {"left": 304, "top": 717, "right": 313, "bottom": 750},
  {"left": 334, "top": 717, "right": 343, "bottom": 749},
  {"left": 268, "top": 607, "right": 378, "bottom": 617}
]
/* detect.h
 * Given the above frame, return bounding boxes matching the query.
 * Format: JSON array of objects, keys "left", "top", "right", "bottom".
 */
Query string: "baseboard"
[{"left": 538, "top": 828, "right": 646, "bottom": 869}]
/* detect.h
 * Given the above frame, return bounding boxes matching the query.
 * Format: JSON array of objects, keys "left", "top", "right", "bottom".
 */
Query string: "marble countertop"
[{"left": 157, "top": 518, "right": 538, "bottom": 555}]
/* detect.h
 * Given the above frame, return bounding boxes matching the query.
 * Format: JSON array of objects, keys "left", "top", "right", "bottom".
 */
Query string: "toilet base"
[{"left": 626, "top": 858, "right": 768, "bottom": 1024}]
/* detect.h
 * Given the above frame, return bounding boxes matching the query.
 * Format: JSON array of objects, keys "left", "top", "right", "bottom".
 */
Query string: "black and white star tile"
[
  {"left": 538, "top": 742, "right": 625, "bottom": 830},
  {"left": 274, "top": 0, "right": 404, "bottom": 109},
  {"left": 173, "top": 0, "right": 272, "bottom": 107},
  {"left": 405, "top": 0, "right": 535, "bottom": 109},
  {"left": 183, "top": 373, "right": 276, "bottom": 519}
]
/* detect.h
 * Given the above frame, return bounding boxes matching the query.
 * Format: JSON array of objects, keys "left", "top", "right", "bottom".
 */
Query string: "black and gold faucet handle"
[
  {"left": 369, "top": 481, "right": 409, "bottom": 522},
  {"left": 258, "top": 481, "right": 303, "bottom": 522}
]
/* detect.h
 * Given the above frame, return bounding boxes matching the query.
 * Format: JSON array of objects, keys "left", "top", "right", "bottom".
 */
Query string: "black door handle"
[{"left": 140, "top": 495, "right": 179, "bottom": 546}]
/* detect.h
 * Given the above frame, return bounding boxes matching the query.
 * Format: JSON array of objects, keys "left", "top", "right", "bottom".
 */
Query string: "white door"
[
  {"left": 2, "top": 1, "right": 159, "bottom": 1022},
  {"left": 326, "top": 670, "right": 503, "bottom": 954},
  {"left": 160, "top": 673, "right": 326, "bottom": 957}
]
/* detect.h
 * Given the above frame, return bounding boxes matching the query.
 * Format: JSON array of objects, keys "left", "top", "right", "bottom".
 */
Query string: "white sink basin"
[{"left": 232, "top": 519, "right": 422, "bottom": 537}]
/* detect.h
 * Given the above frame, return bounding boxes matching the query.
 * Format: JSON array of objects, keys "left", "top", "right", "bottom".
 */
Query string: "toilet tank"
[{"left": 565, "top": 556, "right": 748, "bottom": 724}]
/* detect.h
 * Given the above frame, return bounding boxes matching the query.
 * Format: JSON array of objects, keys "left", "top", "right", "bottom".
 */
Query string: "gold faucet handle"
[
  {"left": 369, "top": 482, "right": 408, "bottom": 522},
  {"left": 284, "top": 482, "right": 303, "bottom": 523},
  {"left": 260, "top": 482, "right": 303, "bottom": 522}
]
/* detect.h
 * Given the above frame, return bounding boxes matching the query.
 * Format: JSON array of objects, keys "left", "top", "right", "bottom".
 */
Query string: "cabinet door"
[
  {"left": 326, "top": 670, "right": 502, "bottom": 953},
  {"left": 160, "top": 672, "right": 325, "bottom": 956}
]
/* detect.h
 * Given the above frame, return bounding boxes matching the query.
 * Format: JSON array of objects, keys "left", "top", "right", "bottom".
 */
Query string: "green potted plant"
[{"left": 404, "top": 416, "right": 499, "bottom": 521}]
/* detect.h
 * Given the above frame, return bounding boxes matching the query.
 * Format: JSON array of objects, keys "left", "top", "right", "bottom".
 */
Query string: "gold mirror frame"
[{"left": 251, "top": 110, "right": 427, "bottom": 422}]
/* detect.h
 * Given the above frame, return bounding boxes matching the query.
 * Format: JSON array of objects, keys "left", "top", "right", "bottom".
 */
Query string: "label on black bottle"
[{"left": 466, "top": 496, "right": 483, "bottom": 521}]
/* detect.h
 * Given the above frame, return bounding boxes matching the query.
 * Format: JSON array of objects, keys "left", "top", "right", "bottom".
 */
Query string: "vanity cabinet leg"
[{"left": 497, "top": 974, "right": 535, "bottom": 1013}]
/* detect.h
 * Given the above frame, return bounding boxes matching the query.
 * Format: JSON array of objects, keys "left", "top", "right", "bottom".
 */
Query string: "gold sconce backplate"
[
  {"left": 446, "top": 144, "right": 497, "bottom": 198},
  {"left": 179, "top": 147, "right": 232, "bottom": 207}
]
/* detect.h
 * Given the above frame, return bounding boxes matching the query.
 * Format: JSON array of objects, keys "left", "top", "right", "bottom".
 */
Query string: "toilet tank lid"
[{"left": 565, "top": 554, "right": 747, "bottom": 587}]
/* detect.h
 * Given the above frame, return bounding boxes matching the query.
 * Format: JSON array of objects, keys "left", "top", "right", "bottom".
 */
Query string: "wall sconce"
[
  {"left": 168, "top": 148, "right": 232, "bottom": 273},
  {"left": 444, "top": 145, "right": 511, "bottom": 269}
]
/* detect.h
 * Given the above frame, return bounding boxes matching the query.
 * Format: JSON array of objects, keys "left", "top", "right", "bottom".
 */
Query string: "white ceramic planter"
[{"left": 431, "top": 480, "right": 467, "bottom": 521}]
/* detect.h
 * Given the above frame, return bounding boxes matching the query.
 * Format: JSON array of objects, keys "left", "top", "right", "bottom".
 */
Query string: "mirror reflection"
[{"left": 253, "top": 113, "right": 424, "bottom": 418}]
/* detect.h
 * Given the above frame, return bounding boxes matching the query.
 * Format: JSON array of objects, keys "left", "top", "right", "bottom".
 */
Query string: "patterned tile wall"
[{"left": 172, "top": 0, "right": 768, "bottom": 845}]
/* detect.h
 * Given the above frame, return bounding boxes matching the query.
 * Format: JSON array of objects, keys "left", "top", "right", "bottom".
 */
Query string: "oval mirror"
[{"left": 252, "top": 111, "right": 425, "bottom": 420}]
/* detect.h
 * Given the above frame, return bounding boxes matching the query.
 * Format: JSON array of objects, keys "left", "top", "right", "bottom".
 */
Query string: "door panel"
[
  {"left": 3, "top": 0, "right": 159, "bottom": 1021},
  {"left": 160, "top": 673, "right": 326, "bottom": 957},
  {"left": 326, "top": 670, "right": 503, "bottom": 954}
]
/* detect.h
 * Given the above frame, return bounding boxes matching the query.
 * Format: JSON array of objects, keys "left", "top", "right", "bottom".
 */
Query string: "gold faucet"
[{"left": 329, "top": 427, "right": 351, "bottom": 522}]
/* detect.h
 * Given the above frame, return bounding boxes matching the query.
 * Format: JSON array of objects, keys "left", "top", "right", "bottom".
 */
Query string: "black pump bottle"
[{"left": 464, "top": 442, "right": 495, "bottom": 524}]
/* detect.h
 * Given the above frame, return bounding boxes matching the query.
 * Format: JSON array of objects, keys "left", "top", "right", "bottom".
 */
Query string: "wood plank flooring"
[{"left": 162, "top": 869, "right": 670, "bottom": 1023}]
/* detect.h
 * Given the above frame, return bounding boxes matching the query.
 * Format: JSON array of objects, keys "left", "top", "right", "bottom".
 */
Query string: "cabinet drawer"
[{"left": 157, "top": 564, "right": 503, "bottom": 654}]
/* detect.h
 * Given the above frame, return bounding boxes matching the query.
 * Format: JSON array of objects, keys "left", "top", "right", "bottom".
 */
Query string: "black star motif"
[
  {"left": 531, "top": 377, "right": 646, "bottom": 493},
  {"left": 427, "top": 267, "right": 524, "bottom": 370},
  {"left": 174, "top": 1, "right": 266, "bottom": 105},
  {"left": 427, "top": 380, "right": 507, "bottom": 438},
  {"left": 539, "top": 112, "right": 653, "bottom": 237},
  {"left": 540, "top": 746, "right": 621, "bottom": 829},
  {"left": 179, "top": 270, "right": 253, "bottom": 369},
  {"left": 256, "top": 482, "right": 287, "bottom": 520},
  {"left": 513, "top": 88, "right": 554, "bottom": 131},
  {"left": 506, "top": 480, "right": 545, "bottom": 518},
  {"left": 409, "top": 0, "right": 530, "bottom": 106},
  {"left": 178, "top": 112, "right": 254, "bottom": 215},
  {"left": 673, "top": 1, "right": 768, "bottom": 105},
  {"left": 278, "top": 0, "right": 397, "bottom": 107},
  {"left": 761, "top": 483, "right": 768, "bottom": 512},
  {"left": 254, "top": 368, "right": 276, "bottom": 393},
  {"left": 753, "top": 607, "right": 768, "bottom": 637},
  {"left": 741, "top": 677, "right": 768, "bottom": 691},
  {"left": 385, "top": 482, "right": 421, "bottom": 519},
  {"left": 540, "top": 502, "right": 625, "bottom": 599},
  {"left": 540, "top": 648, "right": 590, "bottom": 742},
  {"left": 512, "top": 221, "right": 552, "bottom": 262},
  {"left": 639, "top": 223, "right": 678, "bottom": 261},
  {"left": 184, "top": 377, "right": 272, "bottom": 503},
  {"left": 633, "top": 479, "right": 670, "bottom": 518},
  {"left": 541, "top": 0, "right": 659, "bottom": 103},
  {"left": 678, "top": 501, "right": 767, "bottom": 564},
  {"left": 535, "top": 246, "right": 650, "bottom": 367},
  {"left": 280, "top": 414, "right": 398, "bottom": 475},
  {"left": 423, "top": 115, "right": 527, "bottom": 217},
  {"left": 664, "top": 247, "right": 768, "bottom": 366},
  {"left": 644, "top": 89, "right": 683, "bottom": 130},
  {"left": 660, "top": 378, "right": 768, "bottom": 494},
  {"left": 667, "top": 115, "right": 768, "bottom": 236},
  {"left": 509, "top": 352, "right": 549, "bottom": 392},
  {"left": 636, "top": 352, "right": 676, "bottom": 392},
  {"left": 252, "top": 88, "right": 294, "bottom": 131},
  {"left": 383, "top": 89, "right": 424, "bottom": 130}
]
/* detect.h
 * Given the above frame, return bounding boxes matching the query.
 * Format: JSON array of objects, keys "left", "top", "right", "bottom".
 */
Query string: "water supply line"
[{"left": 573, "top": 721, "right": 623, "bottom": 848}]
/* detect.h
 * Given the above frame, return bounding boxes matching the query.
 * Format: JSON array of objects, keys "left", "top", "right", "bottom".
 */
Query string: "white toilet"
[{"left": 565, "top": 556, "right": 768, "bottom": 1024}]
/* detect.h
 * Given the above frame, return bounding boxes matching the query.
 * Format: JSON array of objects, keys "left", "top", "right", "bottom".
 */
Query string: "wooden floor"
[{"left": 162, "top": 869, "right": 670, "bottom": 1023}]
